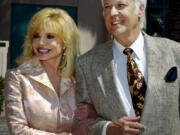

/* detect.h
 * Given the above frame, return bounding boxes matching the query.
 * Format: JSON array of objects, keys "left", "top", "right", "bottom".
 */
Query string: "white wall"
[{"left": 0, "top": 41, "right": 9, "bottom": 77}]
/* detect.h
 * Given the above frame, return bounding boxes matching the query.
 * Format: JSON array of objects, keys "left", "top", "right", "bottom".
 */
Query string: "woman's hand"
[
  {"left": 72, "top": 119, "right": 95, "bottom": 135},
  {"left": 75, "top": 103, "right": 97, "bottom": 120}
]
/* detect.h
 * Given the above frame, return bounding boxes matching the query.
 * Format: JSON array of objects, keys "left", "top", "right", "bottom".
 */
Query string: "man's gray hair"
[
  {"left": 134, "top": 0, "right": 147, "bottom": 12},
  {"left": 101, "top": 0, "right": 147, "bottom": 29},
  {"left": 101, "top": 0, "right": 146, "bottom": 10}
]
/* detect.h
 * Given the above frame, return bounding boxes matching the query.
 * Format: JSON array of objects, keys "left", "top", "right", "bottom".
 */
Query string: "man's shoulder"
[
  {"left": 144, "top": 32, "right": 179, "bottom": 45},
  {"left": 144, "top": 32, "right": 180, "bottom": 50},
  {"left": 144, "top": 32, "right": 180, "bottom": 64},
  {"left": 77, "top": 40, "right": 112, "bottom": 62}
]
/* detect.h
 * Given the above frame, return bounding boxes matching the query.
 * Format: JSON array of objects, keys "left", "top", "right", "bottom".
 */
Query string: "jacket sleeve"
[
  {"left": 75, "top": 58, "right": 91, "bottom": 104},
  {"left": 75, "top": 59, "right": 109, "bottom": 135},
  {"left": 5, "top": 70, "right": 71, "bottom": 135}
]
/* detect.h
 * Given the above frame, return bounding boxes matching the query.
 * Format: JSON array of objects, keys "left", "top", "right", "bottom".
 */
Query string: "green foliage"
[{"left": 0, "top": 76, "right": 5, "bottom": 114}]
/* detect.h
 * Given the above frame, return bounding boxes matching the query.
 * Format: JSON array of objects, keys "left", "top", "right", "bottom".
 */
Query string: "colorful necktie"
[{"left": 123, "top": 48, "right": 147, "bottom": 116}]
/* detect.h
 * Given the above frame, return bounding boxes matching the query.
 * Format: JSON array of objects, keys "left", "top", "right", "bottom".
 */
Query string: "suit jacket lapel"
[
  {"left": 19, "top": 58, "right": 55, "bottom": 91},
  {"left": 95, "top": 40, "right": 127, "bottom": 117},
  {"left": 139, "top": 34, "right": 160, "bottom": 120},
  {"left": 20, "top": 58, "right": 73, "bottom": 97},
  {"left": 29, "top": 72, "right": 55, "bottom": 92},
  {"left": 140, "top": 33, "right": 172, "bottom": 121},
  {"left": 145, "top": 33, "right": 162, "bottom": 97}
]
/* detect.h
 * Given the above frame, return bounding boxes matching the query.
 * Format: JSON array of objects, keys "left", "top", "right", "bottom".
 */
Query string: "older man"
[{"left": 75, "top": 0, "right": 180, "bottom": 135}]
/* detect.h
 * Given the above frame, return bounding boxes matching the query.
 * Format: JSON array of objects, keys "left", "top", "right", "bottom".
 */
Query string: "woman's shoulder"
[
  {"left": 13, "top": 58, "right": 43, "bottom": 74},
  {"left": 6, "top": 57, "right": 43, "bottom": 79},
  {"left": 5, "top": 68, "right": 22, "bottom": 85}
]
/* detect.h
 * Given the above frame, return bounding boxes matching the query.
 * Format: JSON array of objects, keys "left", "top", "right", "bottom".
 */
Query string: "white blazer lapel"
[{"left": 19, "top": 58, "right": 55, "bottom": 91}]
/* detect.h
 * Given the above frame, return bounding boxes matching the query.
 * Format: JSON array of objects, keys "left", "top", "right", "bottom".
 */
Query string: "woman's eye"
[
  {"left": 33, "top": 34, "right": 40, "bottom": 38},
  {"left": 47, "top": 34, "right": 55, "bottom": 39},
  {"left": 104, "top": 5, "right": 110, "bottom": 9}
]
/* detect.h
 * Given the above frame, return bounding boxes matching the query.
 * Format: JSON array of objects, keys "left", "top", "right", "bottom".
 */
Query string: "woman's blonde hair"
[{"left": 16, "top": 8, "right": 79, "bottom": 78}]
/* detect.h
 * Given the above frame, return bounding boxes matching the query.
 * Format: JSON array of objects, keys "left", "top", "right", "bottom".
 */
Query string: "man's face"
[{"left": 103, "top": 0, "right": 143, "bottom": 39}]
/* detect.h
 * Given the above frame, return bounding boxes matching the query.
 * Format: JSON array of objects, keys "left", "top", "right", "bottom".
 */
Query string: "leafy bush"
[{"left": 0, "top": 76, "right": 5, "bottom": 114}]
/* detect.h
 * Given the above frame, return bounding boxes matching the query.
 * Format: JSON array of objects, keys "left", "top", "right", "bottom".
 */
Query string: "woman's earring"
[{"left": 62, "top": 47, "right": 66, "bottom": 59}]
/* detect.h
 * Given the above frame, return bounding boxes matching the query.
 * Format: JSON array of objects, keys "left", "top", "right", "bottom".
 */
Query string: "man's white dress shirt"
[{"left": 102, "top": 32, "right": 147, "bottom": 135}]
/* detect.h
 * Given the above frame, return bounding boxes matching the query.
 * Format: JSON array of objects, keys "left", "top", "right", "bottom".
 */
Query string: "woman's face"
[{"left": 32, "top": 29, "right": 64, "bottom": 62}]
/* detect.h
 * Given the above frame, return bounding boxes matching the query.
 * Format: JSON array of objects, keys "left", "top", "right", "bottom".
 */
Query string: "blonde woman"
[{"left": 5, "top": 8, "right": 96, "bottom": 135}]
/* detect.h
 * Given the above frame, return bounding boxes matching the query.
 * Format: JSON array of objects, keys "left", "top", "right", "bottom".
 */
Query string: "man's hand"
[{"left": 107, "top": 116, "right": 146, "bottom": 135}]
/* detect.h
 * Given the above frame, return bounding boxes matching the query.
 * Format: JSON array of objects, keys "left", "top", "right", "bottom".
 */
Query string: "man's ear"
[{"left": 138, "top": 4, "right": 145, "bottom": 17}]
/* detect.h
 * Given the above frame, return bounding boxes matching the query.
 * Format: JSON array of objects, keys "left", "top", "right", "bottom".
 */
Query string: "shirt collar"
[{"left": 113, "top": 32, "right": 145, "bottom": 60}]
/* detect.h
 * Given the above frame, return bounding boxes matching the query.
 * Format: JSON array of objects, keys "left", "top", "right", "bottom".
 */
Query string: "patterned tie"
[{"left": 123, "top": 48, "right": 147, "bottom": 116}]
